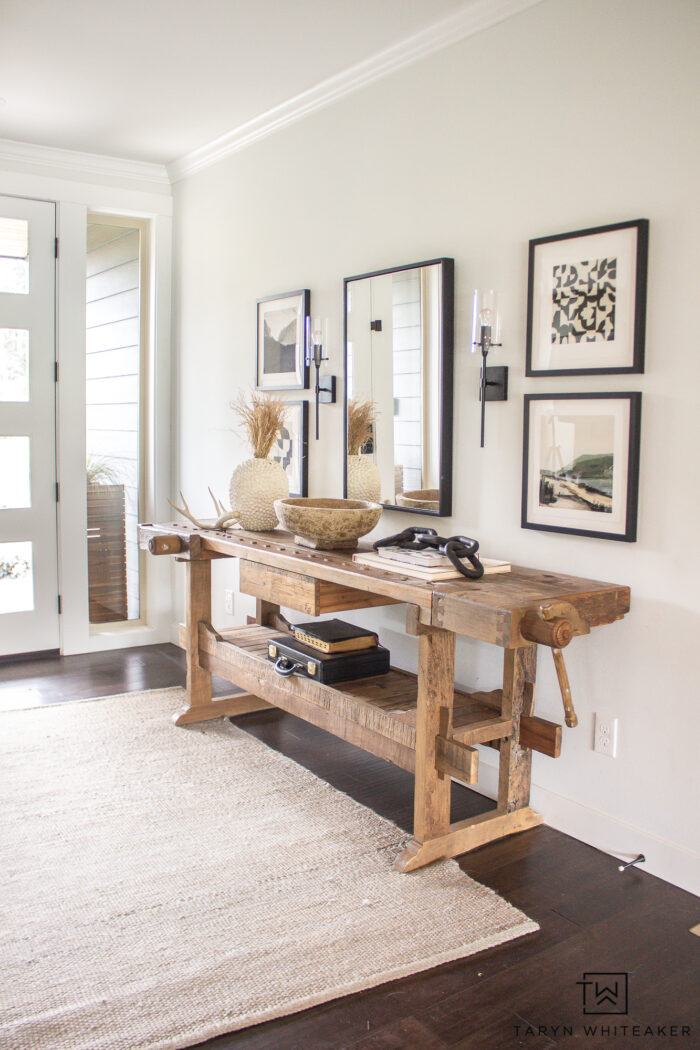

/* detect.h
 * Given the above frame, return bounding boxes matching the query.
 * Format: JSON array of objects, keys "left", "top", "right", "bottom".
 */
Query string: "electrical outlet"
[
  {"left": 224, "top": 589, "right": 234, "bottom": 615},
  {"left": 594, "top": 712, "right": 619, "bottom": 758}
]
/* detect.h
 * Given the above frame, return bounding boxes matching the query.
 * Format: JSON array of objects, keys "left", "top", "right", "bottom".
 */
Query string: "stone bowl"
[
  {"left": 274, "top": 497, "right": 382, "bottom": 550},
  {"left": 395, "top": 488, "right": 440, "bottom": 511}
]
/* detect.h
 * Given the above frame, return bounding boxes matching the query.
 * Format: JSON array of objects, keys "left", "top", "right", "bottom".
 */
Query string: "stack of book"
[
  {"left": 351, "top": 546, "right": 511, "bottom": 582},
  {"left": 267, "top": 619, "right": 390, "bottom": 685}
]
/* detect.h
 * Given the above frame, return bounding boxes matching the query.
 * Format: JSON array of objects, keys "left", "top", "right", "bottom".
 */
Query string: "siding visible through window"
[{"left": 85, "top": 223, "right": 141, "bottom": 623}]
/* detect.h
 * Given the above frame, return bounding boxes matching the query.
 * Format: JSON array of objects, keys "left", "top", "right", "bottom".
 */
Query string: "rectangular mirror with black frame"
[{"left": 343, "top": 258, "right": 454, "bottom": 516}]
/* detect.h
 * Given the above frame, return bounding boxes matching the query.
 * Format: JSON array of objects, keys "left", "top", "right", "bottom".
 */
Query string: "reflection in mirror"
[{"left": 343, "top": 259, "right": 453, "bottom": 516}]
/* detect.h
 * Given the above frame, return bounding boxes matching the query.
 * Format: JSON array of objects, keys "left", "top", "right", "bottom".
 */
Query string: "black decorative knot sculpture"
[{"left": 373, "top": 527, "right": 484, "bottom": 580}]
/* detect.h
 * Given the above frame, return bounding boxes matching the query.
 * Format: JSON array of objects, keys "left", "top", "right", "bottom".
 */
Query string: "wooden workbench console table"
[{"left": 139, "top": 522, "right": 630, "bottom": 872}]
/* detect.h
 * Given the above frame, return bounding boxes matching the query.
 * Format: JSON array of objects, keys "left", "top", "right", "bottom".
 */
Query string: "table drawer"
[{"left": 239, "top": 560, "right": 400, "bottom": 616}]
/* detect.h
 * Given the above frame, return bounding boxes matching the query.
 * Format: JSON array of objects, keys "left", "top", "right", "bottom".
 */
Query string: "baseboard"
[{"left": 465, "top": 758, "right": 699, "bottom": 897}]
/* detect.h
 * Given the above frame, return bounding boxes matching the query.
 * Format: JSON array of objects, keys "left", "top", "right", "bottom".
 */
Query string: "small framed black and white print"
[
  {"left": 271, "top": 401, "right": 308, "bottom": 497},
  {"left": 526, "top": 219, "right": 648, "bottom": 376},
  {"left": 256, "top": 289, "right": 310, "bottom": 390},
  {"left": 522, "top": 392, "right": 641, "bottom": 542}
]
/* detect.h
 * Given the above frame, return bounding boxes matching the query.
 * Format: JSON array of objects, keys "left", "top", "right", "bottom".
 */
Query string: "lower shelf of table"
[{"left": 193, "top": 623, "right": 519, "bottom": 784}]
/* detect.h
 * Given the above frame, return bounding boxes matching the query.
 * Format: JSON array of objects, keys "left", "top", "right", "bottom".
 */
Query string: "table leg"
[
  {"left": 256, "top": 598, "right": 280, "bottom": 627},
  {"left": 394, "top": 639, "right": 542, "bottom": 873},
  {"left": 173, "top": 558, "right": 269, "bottom": 726},
  {"left": 394, "top": 626, "right": 455, "bottom": 871},
  {"left": 498, "top": 646, "right": 538, "bottom": 811},
  {"left": 182, "top": 559, "right": 212, "bottom": 714}
]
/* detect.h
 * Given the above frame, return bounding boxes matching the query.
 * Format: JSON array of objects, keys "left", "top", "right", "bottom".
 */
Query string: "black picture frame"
[
  {"left": 256, "top": 289, "right": 310, "bottom": 390},
  {"left": 270, "top": 400, "right": 309, "bottom": 498},
  {"left": 522, "top": 392, "right": 641, "bottom": 542},
  {"left": 342, "top": 257, "right": 454, "bottom": 517},
  {"left": 526, "top": 219, "right": 648, "bottom": 376}
]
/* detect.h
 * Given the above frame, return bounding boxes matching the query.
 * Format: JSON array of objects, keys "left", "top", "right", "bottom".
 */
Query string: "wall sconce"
[
  {"left": 471, "top": 289, "right": 508, "bottom": 447},
  {"left": 305, "top": 316, "right": 336, "bottom": 440}
]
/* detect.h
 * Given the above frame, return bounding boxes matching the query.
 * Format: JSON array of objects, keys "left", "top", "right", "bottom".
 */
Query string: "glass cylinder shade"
[
  {"left": 305, "top": 315, "right": 328, "bottom": 364},
  {"left": 471, "top": 289, "right": 500, "bottom": 351}
]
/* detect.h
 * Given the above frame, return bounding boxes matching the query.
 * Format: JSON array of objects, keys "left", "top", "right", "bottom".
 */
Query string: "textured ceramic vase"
[
  {"left": 229, "top": 456, "right": 288, "bottom": 531},
  {"left": 346, "top": 455, "right": 381, "bottom": 502}
]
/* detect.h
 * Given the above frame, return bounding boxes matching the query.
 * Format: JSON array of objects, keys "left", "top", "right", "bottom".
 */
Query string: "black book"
[{"left": 291, "top": 619, "right": 379, "bottom": 654}]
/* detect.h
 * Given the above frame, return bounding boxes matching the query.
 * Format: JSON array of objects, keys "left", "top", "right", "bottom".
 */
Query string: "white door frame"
[
  {"left": 56, "top": 205, "right": 175, "bottom": 654},
  {"left": 0, "top": 160, "right": 174, "bottom": 656}
]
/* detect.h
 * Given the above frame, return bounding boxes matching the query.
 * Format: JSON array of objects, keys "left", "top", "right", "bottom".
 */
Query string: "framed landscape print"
[
  {"left": 522, "top": 392, "right": 641, "bottom": 542},
  {"left": 256, "top": 289, "right": 310, "bottom": 390},
  {"left": 526, "top": 219, "right": 648, "bottom": 376},
  {"left": 271, "top": 401, "right": 308, "bottom": 497}
]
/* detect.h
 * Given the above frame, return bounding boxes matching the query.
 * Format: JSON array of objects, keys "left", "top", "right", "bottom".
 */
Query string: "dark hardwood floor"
[{"left": 2, "top": 645, "right": 698, "bottom": 1049}]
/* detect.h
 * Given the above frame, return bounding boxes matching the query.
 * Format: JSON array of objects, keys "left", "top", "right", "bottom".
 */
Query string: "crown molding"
[
  {"left": 0, "top": 137, "right": 170, "bottom": 188},
  {"left": 168, "top": 0, "right": 544, "bottom": 182}
]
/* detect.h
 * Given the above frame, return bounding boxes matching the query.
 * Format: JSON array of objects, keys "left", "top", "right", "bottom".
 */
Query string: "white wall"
[{"left": 172, "top": 0, "right": 700, "bottom": 894}]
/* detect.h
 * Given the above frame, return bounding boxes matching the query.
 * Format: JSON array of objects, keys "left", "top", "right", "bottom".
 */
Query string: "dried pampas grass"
[
  {"left": 347, "top": 398, "right": 376, "bottom": 456},
  {"left": 232, "top": 392, "right": 286, "bottom": 459}
]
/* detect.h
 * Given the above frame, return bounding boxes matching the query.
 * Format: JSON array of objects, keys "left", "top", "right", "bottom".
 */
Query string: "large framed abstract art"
[
  {"left": 256, "top": 289, "right": 310, "bottom": 390},
  {"left": 526, "top": 220, "right": 648, "bottom": 376},
  {"left": 522, "top": 392, "right": 641, "bottom": 542}
]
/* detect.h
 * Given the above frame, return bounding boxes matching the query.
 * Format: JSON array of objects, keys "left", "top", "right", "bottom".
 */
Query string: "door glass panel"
[
  {"left": 0, "top": 196, "right": 57, "bottom": 657},
  {"left": 0, "top": 217, "right": 29, "bottom": 294},
  {"left": 86, "top": 221, "right": 142, "bottom": 623},
  {"left": 0, "top": 436, "right": 31, "bottom": 508},
  {"left": 0, "top": 541, "right": 34, "bottom": 613},
  {"left": 0, "top": 328, "right": 29, "bottom": 401}
]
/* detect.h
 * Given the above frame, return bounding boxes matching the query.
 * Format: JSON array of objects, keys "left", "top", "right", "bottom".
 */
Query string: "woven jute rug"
[{"left": 0, "top": 688, "right": 537, "bottom": 1050}]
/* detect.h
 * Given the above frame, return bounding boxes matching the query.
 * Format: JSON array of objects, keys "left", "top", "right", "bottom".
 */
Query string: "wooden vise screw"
[
  {"left": 520, "top": 602, "right": 589, "bottom": 728},
  {"left": 148, "top": 534, "right": 183, "bottom": 556}
]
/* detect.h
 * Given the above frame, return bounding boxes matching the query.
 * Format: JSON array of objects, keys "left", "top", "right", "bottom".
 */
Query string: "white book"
[
  {"left": 352, "top": 550, "right": 511, "bottom": 581},
  {"left": 375, "top": 546, "right": 450, "bottom": 568}
]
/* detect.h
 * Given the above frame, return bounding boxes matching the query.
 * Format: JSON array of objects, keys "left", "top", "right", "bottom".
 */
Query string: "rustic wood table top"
[{"left": 138, "top": 521, "right": 630, "bottom": 646}]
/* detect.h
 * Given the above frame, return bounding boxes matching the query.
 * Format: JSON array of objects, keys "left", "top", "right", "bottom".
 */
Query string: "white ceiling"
[{"left": 0, "top": 0, "right": 471, "bottom": 166}]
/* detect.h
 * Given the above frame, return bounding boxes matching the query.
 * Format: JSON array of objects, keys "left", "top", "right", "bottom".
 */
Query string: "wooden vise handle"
[
  {"left": 552, "top": 648, "right": 578, "bottom": 728},
  {"left": 148, "top": 534, "right": 184, "bottom": 556},
  {"left": 521, "top": 603, "right": 583, "bottom": 729}
]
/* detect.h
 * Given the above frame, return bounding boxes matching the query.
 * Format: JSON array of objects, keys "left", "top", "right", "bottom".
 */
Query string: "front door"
[{"left": 0, "top": 195, "right": 59, "bottom": 657}]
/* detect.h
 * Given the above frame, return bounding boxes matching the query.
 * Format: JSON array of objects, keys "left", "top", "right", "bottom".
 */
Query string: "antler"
[{"left": 168, "top": 489, "right": 241, "bottom": 531}]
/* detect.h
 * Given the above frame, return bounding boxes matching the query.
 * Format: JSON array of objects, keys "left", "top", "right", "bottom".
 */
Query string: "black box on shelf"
[{"left": 266, "top": 635, "right": 390, "bottom": 685}]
